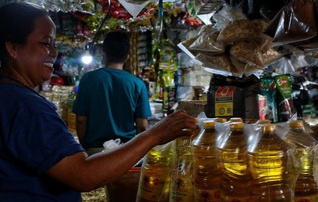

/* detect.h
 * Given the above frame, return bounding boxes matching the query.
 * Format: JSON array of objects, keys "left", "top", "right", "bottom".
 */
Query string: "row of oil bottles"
[{"left": 136, "top": 117, "right": 318, "bottom": 202}]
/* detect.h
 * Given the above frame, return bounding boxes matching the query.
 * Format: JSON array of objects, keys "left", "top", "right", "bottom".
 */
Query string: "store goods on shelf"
[{"left": 40, "top": 85, "right": 75, "bottom": 133}]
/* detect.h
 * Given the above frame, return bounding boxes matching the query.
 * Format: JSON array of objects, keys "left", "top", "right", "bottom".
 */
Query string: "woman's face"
[{"left": 14, "top": 15, "right": 57, "bottom": 86}]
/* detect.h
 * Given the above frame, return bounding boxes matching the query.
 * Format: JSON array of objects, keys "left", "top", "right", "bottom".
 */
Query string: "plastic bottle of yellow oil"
[
  {"left": 229, "top": 117, "right": 243, "bottom": 123},
  {"left": 191, "top": 120, "right": 221, "bottom": 201},
  {"left": 169, "top": 136, "right": 195, "bottom": 202},
  {"left": 218, "top": 121, "right": 251, "bottom": 201},
  {"left": 247, "top": 124, "right": 294, "bottom": 201},
  {"left": 215, "top": 118, "right": 228, "bottom": 123},
  {"left": 137, "top": 143, "right": 173, "bottom": 202},
  {"left": 283, "top": 120, "right": 318, "bottom": 202}
]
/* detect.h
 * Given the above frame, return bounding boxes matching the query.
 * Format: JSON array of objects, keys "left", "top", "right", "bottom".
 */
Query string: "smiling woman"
[
  {"left": 0, "top": 2, "right": 57, "bottom": 88},
  {"left": 0, "top": 2, "right": 197, "bottom": 202}
]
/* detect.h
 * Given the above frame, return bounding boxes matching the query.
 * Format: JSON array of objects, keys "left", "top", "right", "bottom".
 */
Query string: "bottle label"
[
  {"left": 295, "top": 194, "right": 318, "bottom": 202},
  {"left": 170, "top": 176, "right": 194, "bottom": 202},
  {"left": 215, "top": 86, "right": 236, "bottom": 116},
  {"left": 137, "top": 170, "right": 169, "bottom": 201},
  {"left": 195, "top": 189, "right": 221, "bottom": 202}
]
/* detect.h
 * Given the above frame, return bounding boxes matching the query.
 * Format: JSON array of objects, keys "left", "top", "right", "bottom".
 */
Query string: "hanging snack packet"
[
  {"left": 230, "top": 41, "right": 282, "bottom": 68},
  {"left": 230, "top": 41, "right": 265, "bottom": 67},
  {"left": 196, "top": 53, "right": 237, "bottom": 75},
  {"left": 230, "top": 56, "right": 260, "bottom": 76},
  {"left": 259, "top": 77, "right": 278, "bottom": 123},
  {"left": 265, "top": 0, "right": 317, "bottom": 46},
  {"left": 178, "top": 35, "right": 200, "bottom": 59},
  {"left": 189, "top": 30, "right": 225, "bottom": 55},
  {"left": 274, "top": 74, "right": 295, "bottom": 122},
  {"left": 177, "top": 25, "right": 214, "bottom": 59},
  {"left": 217, "top": 19, "right": 268, "bottom": 45}
]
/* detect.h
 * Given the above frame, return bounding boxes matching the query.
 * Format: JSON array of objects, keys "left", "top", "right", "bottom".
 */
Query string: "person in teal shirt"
[{"left": 73, "top": 31, "right": 152, "bottom": 154}]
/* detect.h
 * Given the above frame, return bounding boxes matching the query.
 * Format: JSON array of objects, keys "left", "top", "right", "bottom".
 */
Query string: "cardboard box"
[{"left": 177, "top": 100, "right": 206, "bottom": 117}]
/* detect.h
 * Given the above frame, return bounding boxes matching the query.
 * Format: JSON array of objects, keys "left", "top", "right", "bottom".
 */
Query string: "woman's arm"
[{"left": 47, "top": 110, "right": 197, "bottom": 192}]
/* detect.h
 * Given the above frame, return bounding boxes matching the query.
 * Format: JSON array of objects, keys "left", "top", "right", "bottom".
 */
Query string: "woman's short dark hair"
[
  {"left": 0, "top": 2, "right": 49, "bottom": 64},
  {"left": 102, "top": 30, "right": 130, "bottom": 64}
]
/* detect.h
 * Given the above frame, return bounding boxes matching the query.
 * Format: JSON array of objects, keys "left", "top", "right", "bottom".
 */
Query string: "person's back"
[{"left": 73, "top": 31, "right": 152, "bottom": 154}]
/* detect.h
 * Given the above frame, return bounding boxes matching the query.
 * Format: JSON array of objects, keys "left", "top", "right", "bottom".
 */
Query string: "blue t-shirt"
[
  {"left": 0, "top": 83, "right": 85, "bottom": 201},
  {"left": 73, "top": 67, "right": 152, "bottom": 148}
]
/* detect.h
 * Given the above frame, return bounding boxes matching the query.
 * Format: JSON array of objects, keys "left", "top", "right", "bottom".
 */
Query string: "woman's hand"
[{"left": 147, "top": 110, "right": 198, "bottom": 145}]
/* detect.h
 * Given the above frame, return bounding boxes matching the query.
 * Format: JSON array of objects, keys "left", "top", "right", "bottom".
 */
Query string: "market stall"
[{"left": 3, "top": 0, "right": 318, "bottom": 201}]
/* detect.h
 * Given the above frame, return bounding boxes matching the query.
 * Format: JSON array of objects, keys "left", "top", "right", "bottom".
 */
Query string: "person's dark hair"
[
  {"left": 102, "top": 30, "right": 130, "bottom": 64},
  {"left": 0, "top": 2, "right": 49, "bottom": 64}
]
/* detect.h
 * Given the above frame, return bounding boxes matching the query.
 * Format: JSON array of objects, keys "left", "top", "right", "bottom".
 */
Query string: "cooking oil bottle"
[
  {"left": 191, "top": 120, "right": 221, "bottom": 202},
  {"left": 169, "top": 136, "right": 195, "bottom": 202},
  {"left": 283, "top": 120, "right": 318, "bottom": 202},
  {"left": 215, "top": 117, "right": 229, "bottom": 153},
  {"left": 218, "top": 121, "right": 251, "bottom": 201},
  {"left": 229, "top": 117, "right": 243, "bottom": 123},
  {"left": 248, "top": 119, "right": 272, "bottom": 146},
  {"left": 215, "top": 118, "right": 228, "bottom": 123},
  {"left": 137, "top": 143, "right": 173, "bottom": 202},
  {"left": 247, "top": 124, "right": 294, "bottom": 202}
]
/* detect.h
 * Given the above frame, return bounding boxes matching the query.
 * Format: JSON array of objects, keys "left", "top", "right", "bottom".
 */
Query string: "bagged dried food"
[
  {"left": 265, "top": 0, "right": 317, "bottom": 46},
  {"left": 230, "top": 56, "right": 260, "bottom": 76},
  {"left": 231, "top": 41, "right": 283, "bottom": 68},
  {"left": 177, "top": 25, "right": 214, "bottom": 59},
  {"left": 178, "top": 36, "right": 200, "bottom": 59},
  {"left": 212, "top": 6, "right": 247, "bottom": 31},
  {"left": 196, "top": 53, "right": 237, "bottom": 74},
  {"left": 217, "top": 19, "right": 268, "bottom": 45},
  {"left": 262, "top": 47, "right": 284, "bottom": 66},
  {"left": 189, "top": 30, "right": 225, "bottom": 55},
  {"left": 230, "top": 41, "right": 265, "bottom": 67}
]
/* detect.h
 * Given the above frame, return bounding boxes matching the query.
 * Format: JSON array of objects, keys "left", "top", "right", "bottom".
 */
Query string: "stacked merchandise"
[
  {"left": 177, "top": 2, "right": 318, "bottom": 123},
  {"left": 136, "top": 117, "right": 318, "bottom": 202},
  {"left": 40, "top": 85, "right": 74, "bottom": 124},
  {"left": 40, "top": 85, "right": 76, "bottom": 135}
]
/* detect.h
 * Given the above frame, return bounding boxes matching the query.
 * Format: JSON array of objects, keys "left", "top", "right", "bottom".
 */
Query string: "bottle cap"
[
  {"left": 261, "top": 124, "right": 276, "bottom": 133},
  {"left": 230, "top": 122, "right": 243, "bottom": 129},
  {"left": 215, "top": 118, "right": 227, "bottom": 123},
  {"left": 257, "top": 120, "right": 271, "bottom": 125},
  {"left": 229, "top": 117, "right": 243, "bottom": 123},
  {"left": 203, "top": 120, "right": 215, "bottom": 128},
  {"left": 289, "top": 120, "right": 304, "bottom": 129}
]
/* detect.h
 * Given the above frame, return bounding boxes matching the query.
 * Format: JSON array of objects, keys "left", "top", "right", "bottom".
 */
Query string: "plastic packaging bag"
[
  {"left": 230, "top": 41, "right": 283, "bottom": 68},
  {"left": 189, "top": 30, "right": 225, "bottom": 55},
  {"left": 103, "top": 138, "right": 121, "bottom": 151},
  {"left": 265, "top": 0, "right": 318, "bottom": 46},
  {"left": 217, "top": 19, "right": 268, "bottom": 45}
]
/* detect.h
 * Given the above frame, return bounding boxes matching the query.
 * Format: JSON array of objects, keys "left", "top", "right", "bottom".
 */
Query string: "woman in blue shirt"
[{"left": 0, "top": 2, "right": 197, "bottom": 201}]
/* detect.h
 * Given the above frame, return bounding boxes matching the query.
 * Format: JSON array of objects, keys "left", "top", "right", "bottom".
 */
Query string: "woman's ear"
[{"left": 5, "top": 41, "right": 18, "bottom": 59}]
